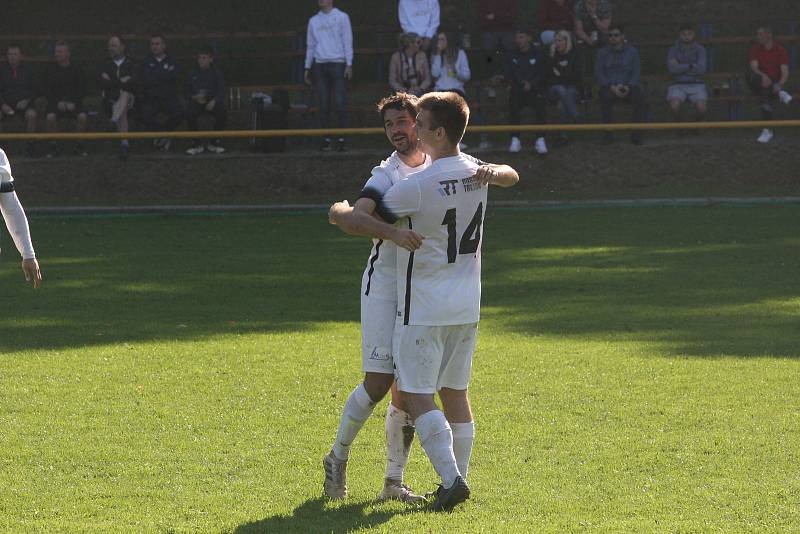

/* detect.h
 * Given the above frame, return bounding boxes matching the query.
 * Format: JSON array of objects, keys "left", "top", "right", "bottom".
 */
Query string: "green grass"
[{"left": 1, "top": 207, "right": 799, "bottom": 532}]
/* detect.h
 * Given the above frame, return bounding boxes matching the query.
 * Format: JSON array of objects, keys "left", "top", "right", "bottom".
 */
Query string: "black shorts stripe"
[
  {"left": 403, "top": 218, "right": 414, "bottom": 325},
  {"left": 358, "top": 186, "right": 398, "bottom": 224},
  {"left": 364, "top": 239, "right": 383, "bottom": 296}
]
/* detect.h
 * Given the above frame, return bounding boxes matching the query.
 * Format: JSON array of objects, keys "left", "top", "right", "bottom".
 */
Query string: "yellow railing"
[{"left": 0, "top": 120, "right": 798, "bottom": 141}]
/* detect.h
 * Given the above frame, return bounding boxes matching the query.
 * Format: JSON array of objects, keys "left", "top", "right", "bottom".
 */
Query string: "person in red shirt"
[
  {"left": 539, "top": 0, "right": 574, "bottom": 46},
  {"left": 747, "top": 25, "right": 792, "bottom": 143}
]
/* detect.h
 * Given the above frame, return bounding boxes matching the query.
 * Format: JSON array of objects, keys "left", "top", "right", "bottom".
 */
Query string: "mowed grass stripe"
[{"left": 1, "top": 207, "right": 798, "bottom": 532}]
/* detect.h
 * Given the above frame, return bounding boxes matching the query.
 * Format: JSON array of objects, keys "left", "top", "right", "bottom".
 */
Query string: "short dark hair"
[
  {"left": 198, "top": 44, "right": 215, "bottom": 56},
  {"left": 679, "top": 23, "right": 695, "bottom": 32},
  {"left": 417, "top": 91, "right": 470, "bottom": 145},
  {"left": 608, "top": 23, "right": 625, "bottom": 34},
  {"left": 150, "top": 34, "right": 166, "bottom": 42},
  {"left": 109, "top": 35, "right": 126, "bottom": 47},
  {"left": 377, "top": 92, "right": 419, "bottom": 121},
  {"left": 7, "top": 44, "right": 21, "bottom": 52}
]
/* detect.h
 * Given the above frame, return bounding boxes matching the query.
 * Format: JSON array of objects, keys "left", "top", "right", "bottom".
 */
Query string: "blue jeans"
[
  {"left": 312, "top": 62, "right": 348, "bottom": 130},
  {"left": 548, "top": 85, "right": 580, "bottom": 122}
]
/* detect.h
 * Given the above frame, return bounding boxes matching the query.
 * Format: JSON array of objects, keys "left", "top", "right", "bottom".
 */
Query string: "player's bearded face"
[{"left": 383, "top": 109, "right": 418, "bottom": 154}]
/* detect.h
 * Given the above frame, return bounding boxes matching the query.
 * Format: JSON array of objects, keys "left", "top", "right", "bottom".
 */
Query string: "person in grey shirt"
[
  {"left": 595, "top": 23, "right": 645, "bottom": 144},
  {"left": 667, "top": 24, "right": 708, "bottom": 127}
]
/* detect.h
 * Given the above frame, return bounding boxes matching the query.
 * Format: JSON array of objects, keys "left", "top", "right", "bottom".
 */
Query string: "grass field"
[{"left": 1, "top": 206, "right": 799, "bottom": 532}]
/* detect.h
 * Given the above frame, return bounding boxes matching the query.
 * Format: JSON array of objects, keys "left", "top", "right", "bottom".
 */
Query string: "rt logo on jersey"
[{"left": 438, "top": 179, "right": 460, "bottom": 197}]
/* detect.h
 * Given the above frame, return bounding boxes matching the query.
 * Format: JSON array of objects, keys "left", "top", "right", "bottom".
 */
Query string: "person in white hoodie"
[
  {"left": 398, "top": 0, "right": 440, "bottom": 52},
  {"left": 304, "top": 0, "right": 354, "bottom": 151},
  {"left": 0, "top": 148, "right": 41, "bottom": 288}
]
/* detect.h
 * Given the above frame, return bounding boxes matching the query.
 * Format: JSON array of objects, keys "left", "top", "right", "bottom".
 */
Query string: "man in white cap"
[{"left": 0, "top": 148, "right": 41, "bottom": 288}]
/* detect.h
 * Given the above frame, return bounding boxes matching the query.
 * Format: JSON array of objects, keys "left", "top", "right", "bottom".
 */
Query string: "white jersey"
[
  {"left": 358, "top": 151, "right": 431, "bottom": 301},
  {"left": 380, "top": 154, "right": 487, "bottom": 326},
  {"left": 0, "top": 149, "right": 35, "bottom": 260}
]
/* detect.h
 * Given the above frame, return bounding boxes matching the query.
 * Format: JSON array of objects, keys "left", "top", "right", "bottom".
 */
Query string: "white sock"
[
  {"left": 415, "top": 410, "right": 460, "bottom": 488},
  {"left": 450, "top": 421, "right": 475, "bottom": 481},
  {"left": 385, "top": 403, "right": 414, "bottom": 482},
  {"left": 332, "top": 383, "right": 376, "bottom": 460}
]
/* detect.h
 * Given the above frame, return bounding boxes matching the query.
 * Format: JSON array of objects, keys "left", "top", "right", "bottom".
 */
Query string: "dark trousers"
[
  {"left": 312, "top": 62, "right": 348, "bottom": 131},
  {"left": 509, "top": 85, "right": 547, "bottom": 138},
  {"left": 186, "top": 101, "right": 227, "bottom": 144},
  {"left": 141, "top": 95, "right": 184, "bottom": 132},
  {"left": 745, "top": 71, "right": 778, "bottom": 120},
  {"left": 599, "top": 85, "right": 646, "bottom": 125}
]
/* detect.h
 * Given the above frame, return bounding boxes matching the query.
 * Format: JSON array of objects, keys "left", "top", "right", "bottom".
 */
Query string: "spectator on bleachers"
[
  {"left": 595, "top": 24, "right": 645, "bottom": 145},
  {"left": 505, "top": 29, "right": 548, "bottom": 155},
  {"left": 185, "top": 45, "right": 227, "bottom": 156},
  {"left": 44, "top": 41, "right": 88, "bottom": 158},
  {"left": 304, "top": 0, "right": 353, "bottom": 152},
  {"left": 431, "top": 32, "right": 471, "bottom": 96},
  {"left": 747, "top": 25, "right": 792, "bottom": 144},
  {"left": 389, "top": 33, "right": 431, "bottom": 96},
  {"left": 574, "top": 0, "right": 613, "bottom": 48},
  {"left": 140, "top": 34, "right": 184, "bottom": 152},
  {"left": 398, "top": 0, "right": 440, "bottom": 53},
  {"left": 539, "top": 0, "right": 574, "bottom": 46},
  {"left": 0, "top": 45, "right": 38, "bottom": 157},
  {"left": 667, "top": 25, "right": 708, "bottom": 128},
  {"left": 478, "top": 0, "right": 516, "bottom": 83},
  {"left": 546, "top": 30, "right": 581, "bottom": 144},
  {"left": 99, "top": 35, "right": 138, "bottom": 161}
]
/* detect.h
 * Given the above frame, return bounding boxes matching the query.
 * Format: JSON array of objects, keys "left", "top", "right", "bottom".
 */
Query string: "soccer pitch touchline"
[{"left": 25, "top": 197, "right": 800, "bottom": 216}]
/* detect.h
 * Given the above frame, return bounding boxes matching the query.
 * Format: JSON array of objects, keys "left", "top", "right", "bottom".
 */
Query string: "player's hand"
[
  {"left": 328, "top": 200, "right": 351, "bottom": 225},
  {"left": 304, "top": 70, "right": 312, "bottom": 86},
  {"left": 390, "top": 228, "right": 424, "bottom": 251},
  {"left": 21, "top": 258, "right": 41, "bottom": 289},
  {"left": 474, "top": 165, "right": 499, "bottom": 187},
  {"left": 1, "top": 104, "right": 13, "bottom": 115},
  {"left": 344, "top": 66, "right": 353, "bottom": 80}
]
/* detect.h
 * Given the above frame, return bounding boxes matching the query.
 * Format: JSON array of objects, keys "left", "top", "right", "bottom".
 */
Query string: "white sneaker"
[
  {"left": 779, "top": 90, "right": 793, "bottom": 105},
  {"left": 757, "top": 128, "right": 773, "bottom": 144},
  {"left": 205, "top": 143, "right": 226, "bottom": 154},
  {"left": 534, "top": 136, "right": 548, "bottom": 155},
  {"left": 185, "top": 145, "right": 205, "bottom": 156},
  {"left": 323, "top": 450, "right": 348, "bottom": 500},
  {"left": 508, "top": 136, "right": 522, "bottom": 153},
  {"left": 378, "top": 479, "right": 427, "bottom": 504}
]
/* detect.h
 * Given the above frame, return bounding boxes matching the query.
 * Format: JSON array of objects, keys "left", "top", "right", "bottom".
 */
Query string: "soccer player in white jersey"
[
  {"left": 0, "top": 148, "right": 41, "bottom": 288},
  {"left": 379, "top": 91, "right": 518, "bottom": 511},
  {"left": 325, "top": 92, "right": 517, "bottom": 504}
]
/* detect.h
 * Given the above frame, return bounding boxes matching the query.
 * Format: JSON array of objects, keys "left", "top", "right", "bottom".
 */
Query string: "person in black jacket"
[
  {"left": 0, "top": 45, "right": 38, "bottom": 157},
  {"left": 140, "top": 34, "right": 183, "bottom": 152},
  {"left": 44, "top": 41, "right": 88, "bottom": 158},
  {"left": 505, "top": 29, "right": 548, "bottom": 154},
  {"left": 99, "top": 35, "right": 139, "bottom": 161},
  {"left": 185, "top": 45, "right": 227, "bottom": 155},
  {"left": 546, "top": 30, "right": 582, "bottom": 144}
]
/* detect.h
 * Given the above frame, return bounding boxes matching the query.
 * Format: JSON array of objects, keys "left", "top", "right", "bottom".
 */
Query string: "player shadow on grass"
[{"left": 233, "top": 497, "right": 418, "bottom": 534}]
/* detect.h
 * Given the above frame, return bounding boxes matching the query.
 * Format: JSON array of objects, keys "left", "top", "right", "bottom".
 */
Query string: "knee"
[
  {"left": 46, "top": 113, "right": 56, "bottom": 123},
  {"left": 696, "top": 101, "right": 707, "bottom": 113},
  {"left": 669, "top": 100, "right": 681, "bottom": 111},
  {"left": 363, "top": 373, "right": 393, "bottom": 402},
  {"left": 25, "top": 109, "right": 37, "bottom": 120}
]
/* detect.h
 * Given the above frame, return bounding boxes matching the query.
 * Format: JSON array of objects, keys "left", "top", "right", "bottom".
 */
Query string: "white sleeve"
[
  {"left": 427, "top": 0, "right": 440, "bottom": 38},
  {"left": 379, "top": 177, "right": 422, "bottom": 223},
  {"left": 0, "top": 191, "right": 35, "bottom": 259},
  {"left": 456, "top": 50, "right": 471, "bottom": 82},
  {"left": 304, "top": 19, "right": 316, "bottom": 69},
  {"left": 358, "top": 166, "right": 394, "bottom": 201},
  {"left": 398, "top": 0, "right": 412, "bottom": 33},
  {"left": 461, "top": 153, "right": 487, "bottom": 166},
  {"left": 342, "top": 13, "right": 353, "bottom": 66}
]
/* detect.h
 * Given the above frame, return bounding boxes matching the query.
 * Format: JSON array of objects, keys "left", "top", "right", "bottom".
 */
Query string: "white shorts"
[
  {"left": 392, "top": 323, "right": 478, "bottom": 394},
  {"left": 360, "top": 294, "right": 397, "bottom": 374}
]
